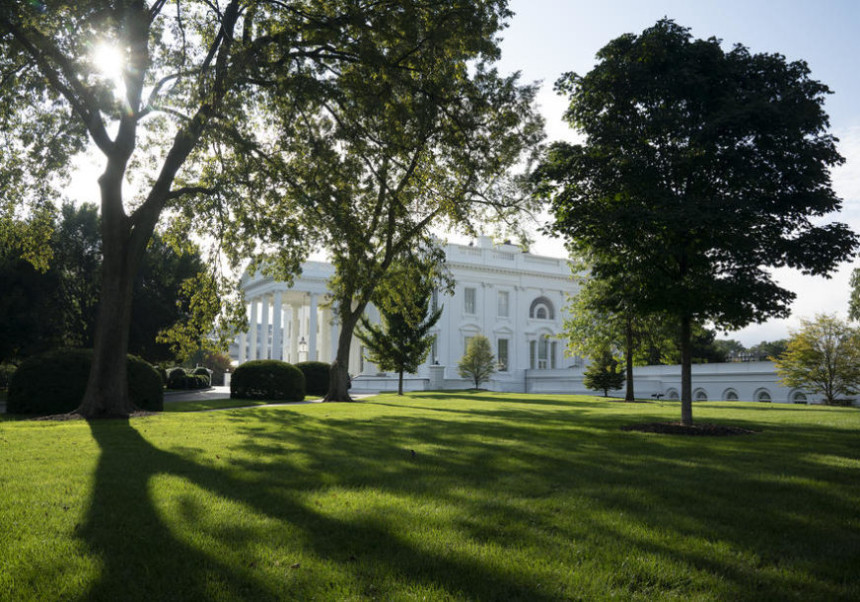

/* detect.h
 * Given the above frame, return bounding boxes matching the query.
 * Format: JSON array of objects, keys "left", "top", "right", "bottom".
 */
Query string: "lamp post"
[{"left": 298, "top": 336, "right": 308, "bottom": 362}]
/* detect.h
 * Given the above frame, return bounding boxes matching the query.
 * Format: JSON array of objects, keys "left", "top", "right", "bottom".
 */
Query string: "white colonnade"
[{"left": 238, "top": 290, "right": 339, "bottom": 365}]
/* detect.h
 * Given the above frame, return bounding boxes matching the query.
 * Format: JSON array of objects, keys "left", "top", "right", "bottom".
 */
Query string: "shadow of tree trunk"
[{"left": 78, "top": 417, "right": 558, "bottom": 600}]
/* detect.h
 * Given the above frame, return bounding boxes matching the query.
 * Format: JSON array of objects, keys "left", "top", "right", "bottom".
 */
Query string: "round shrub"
[
  {"left": 7, "top": 349, "right": 164, "bottom": 414},
  {"left": 192, "top": 366, "right": 211, "bottom": 386},
  {"left": 230, "top": 360, "right": 305, "bottom": 401},
  {"left": 127, "top": 355, "right": 165, "bottom": 411},
  {"left": 166, "top": 367, "right": 188, "bottom": 390},
  {"left": 295, "top": 361, "right": 331, "bottom": 396}
]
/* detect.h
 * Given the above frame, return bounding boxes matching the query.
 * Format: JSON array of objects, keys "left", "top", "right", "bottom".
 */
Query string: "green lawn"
[{"left": 1, "top": 392, "right": 858, "bottom": 600}]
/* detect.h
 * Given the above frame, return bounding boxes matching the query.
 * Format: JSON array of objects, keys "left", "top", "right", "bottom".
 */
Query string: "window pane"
[
  {"left": 498, "top": 339, "right": 508, "bottom": 371},
  {"left": 465, "top": 288, "right": 476, "bottom": 314},
  {"left": 529, "top": 340, "right": 536, "bottom": 369},
  {"left": 550, "top": 341, "right": 557, "bottom": 369},
  {"left": 498, "top": 291, "right": 509, "bottom": 317}
]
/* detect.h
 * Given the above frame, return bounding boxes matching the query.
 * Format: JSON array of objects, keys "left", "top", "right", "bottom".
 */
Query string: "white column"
[
  {"left": 260, "top": 294, "right": 270, "bottom": 359},
  {"left": 249, "top": 298, "right": 258, "bottom": 361},
  {"left": 308, "top": 293, "right": 318, "bottom": 361},
  {"left": 272, "top": 292, "right": 283, "bottom": 360},
  {"left": 238, "top": 332, "right": 247, "bottom": 364},
  {"left": 290, "top": 304, "right": 300, "bottom": 363}
]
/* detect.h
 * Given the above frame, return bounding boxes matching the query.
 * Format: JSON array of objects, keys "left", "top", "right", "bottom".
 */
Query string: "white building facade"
[{"left": 232, "top": 237, "right": 820, "bottom": 403}]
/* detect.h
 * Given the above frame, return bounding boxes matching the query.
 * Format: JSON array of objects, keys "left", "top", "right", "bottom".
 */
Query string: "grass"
[
  {"left": 1, "top": 392, "right": 859, "bottom": 600},
  {"left": 163, "top": 396, "right": 320, "bottom": 412}
]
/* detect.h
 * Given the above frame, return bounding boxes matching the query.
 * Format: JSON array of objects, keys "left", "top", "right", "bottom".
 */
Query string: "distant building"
[{"left": 232, "top": 237, "right": 820, "bottom": 403}]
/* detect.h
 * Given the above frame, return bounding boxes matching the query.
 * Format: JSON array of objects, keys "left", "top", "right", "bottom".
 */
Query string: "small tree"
[
  {"left": 774, "top": 314, "right": 860, "bottom": 405},
  {"left": 356, "top": 278, "right": 442, "bottom": 396},
  {"left": 458, "top": 335, "right": 496, "bottom": 390},
  {"left": 583, "top": 351, "right": 625, "bottom": 397}
]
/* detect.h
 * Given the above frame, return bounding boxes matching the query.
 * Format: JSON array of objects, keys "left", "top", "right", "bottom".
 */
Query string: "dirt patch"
[{"left": 621, "top": 422, "right": 757, "bottom": 436}]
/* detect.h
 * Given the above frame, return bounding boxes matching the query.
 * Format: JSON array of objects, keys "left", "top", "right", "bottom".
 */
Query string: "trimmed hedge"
[
  {"left": 295, "top": 361, "right": 331, "bottom": 396},
  {"left": 192, "top": 366, "right": 211, "bottom": 386},
  {"left": 7, "top": 349, "right": 163, "bottom": 414},
  {"left": 231, "top": 360, "right": 305, "bottom": 401},
  {"left": 166, "top": 367, "right": 188, "bottom": 389},
  {"left": 166, "top": 367, "right": 209, "bottom": 390}
]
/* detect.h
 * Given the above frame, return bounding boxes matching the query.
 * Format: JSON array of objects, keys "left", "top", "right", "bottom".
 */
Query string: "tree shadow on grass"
[
  {"left": 79, "top": 417, "right": 559, "bottom": 601},
  {"left": 220, "top": 406, "right": 860, "bottom": 599}
]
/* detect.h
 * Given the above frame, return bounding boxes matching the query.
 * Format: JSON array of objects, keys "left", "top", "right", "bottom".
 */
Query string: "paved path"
[{"left": 164, "top": 385, "right": 232, "bottom": 403}]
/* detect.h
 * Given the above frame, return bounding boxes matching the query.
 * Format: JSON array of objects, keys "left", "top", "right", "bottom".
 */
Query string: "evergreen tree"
[
  {"left": 583, "top": 351, "right": 625, "bottom": 397},
  {"left": 356, "top": 279, "right": 442, "bottom": 396},
  {"left": 458, "top": 335, "right": 496, "bottom": 390}
]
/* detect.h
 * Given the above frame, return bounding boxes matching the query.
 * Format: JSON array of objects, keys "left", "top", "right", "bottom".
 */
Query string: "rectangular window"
[
  {"left": 498, "top": 339, "right": 509, "bottom": 371},
  {"left": 464, "top": 336, "right": 474, "bottom": 355},
  {"left": 529, "top": 340, "right": 536, "bottom": 370},
  {"left": 464, "top": 287, "right": 476, "bottom": 314},
  {"left": 538, "top": 338, "right": 548, "bottom": 370},
  {"left": 498, "top": 291, "right": 509, "bottom": 318},
  {"left": 550, "top": 341, "right": 557, "bottom": 369}
]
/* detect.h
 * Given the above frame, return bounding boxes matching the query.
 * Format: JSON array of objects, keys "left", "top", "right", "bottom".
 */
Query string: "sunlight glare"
[{"left": 92, "top": 41, "right": 126, "bottom": 96}]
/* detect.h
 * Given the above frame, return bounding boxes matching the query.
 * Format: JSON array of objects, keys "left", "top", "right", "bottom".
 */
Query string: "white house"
[{"left": 232, "top": 236, "right": 819, "bottom": 403}]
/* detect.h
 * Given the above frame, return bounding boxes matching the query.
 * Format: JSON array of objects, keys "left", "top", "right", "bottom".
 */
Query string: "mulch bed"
[
  {"left": 621, "top": 422, "right": 757, "bottom": 436},
  {"left": 32, "top": 411, "right": 158, "bottom": 422}
]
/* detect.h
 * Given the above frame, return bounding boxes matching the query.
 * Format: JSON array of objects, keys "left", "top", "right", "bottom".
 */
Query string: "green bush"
[
  {"left": 230, "top": 360, "right": 305, "bottom": 401},
  {"left": 166, "top": 367, "right": 187, "bottom": 389},
  {"left": 192, "top": 366, "right": 211, "bottom": 386},
  {"left": 295, "top": 361, "right": 331, "bottom": 396},
  {"left": 7, "top": 349, "right": 163, "bottom": 414},
  {"left": 0, "top": 363, "right": 16, "bottom": 389},
  {"left": 126, "top": 355, "right": 165, "bottom": 411}
]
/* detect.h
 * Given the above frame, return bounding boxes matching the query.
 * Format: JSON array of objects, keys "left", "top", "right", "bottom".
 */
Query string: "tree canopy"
[
  {"left": 774, "top": 314, "right": 860, "bottom": 405},
  {"left": 0, "top": 202, "right": 207, "bottom": 365},
  {"left": 0, "top": 0, "right": 520, "bottom": 415},
  {"left": 536, "top": 19, "right": 858, "bottom": 425},
  {"left": 230, "top": 8, "right": 543, "bottom": 401}
]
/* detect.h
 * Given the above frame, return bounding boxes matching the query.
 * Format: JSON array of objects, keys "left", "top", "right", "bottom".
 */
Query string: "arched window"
[
  {"left": 792, "top": 391, "right": 808, "bottom": 404},
  {"left": 666, "top": 389, "right": 679, "bottom": 400},
  {"left": 529, "top": 296, "right": 555, "bottom": 320},
  {"left": 724, "top": 389, "right": 739, "bottom": 401},
  {"left": 756, "top": 390, "right": 772, "bottom": 403},
  {"left": 694, "top": 389, "right": 708, "bottom": 401}
]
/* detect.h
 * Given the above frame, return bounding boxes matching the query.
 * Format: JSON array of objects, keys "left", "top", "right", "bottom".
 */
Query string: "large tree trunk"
[
  {"left": 680, "top": 314, "right": 693, "bottom": 426},
  {"left": 324, "top": 310, "right": 361, "bottom": 402},
  {"left": 76, "top": 174, "right": 152, "bottom": 418},
  {"left": 625, "top": 315, "right": 635, "bottom": 401},
  {"left": 398, "top": 370, "right": 404, "bottom": 395}
]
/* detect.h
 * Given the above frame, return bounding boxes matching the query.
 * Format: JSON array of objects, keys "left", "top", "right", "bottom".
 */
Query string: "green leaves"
[
  {"left": 774, "top": 314, "right": 860, "bottom": 404},
  {"left": 539, "top": 18, "right": 857, "bottom": 417}
]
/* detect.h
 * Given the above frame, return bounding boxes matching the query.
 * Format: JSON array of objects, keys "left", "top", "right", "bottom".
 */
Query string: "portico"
[{"left": 236, "top": 262, "right": 339, "bottom": 364}]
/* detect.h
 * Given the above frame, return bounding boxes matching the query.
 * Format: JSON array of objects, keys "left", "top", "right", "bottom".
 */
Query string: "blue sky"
[{"left": 499, "top": 0, "right": 860, "bottom": 345}]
